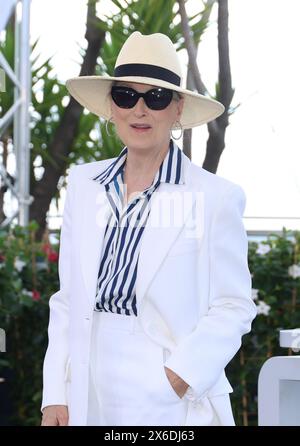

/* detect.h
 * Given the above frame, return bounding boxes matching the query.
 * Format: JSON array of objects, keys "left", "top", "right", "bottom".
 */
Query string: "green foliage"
[
  {"left": 0, "top": 222, "right": 60, "bottom": 425},
  {"left": 228, "top": 229, "right": 300, "bottom": 426},
  {"left": 0, "top": 26, "right": 14, "bottom": 111},
  {"left": 0, "top": 24, "right": 119, "bottom": 190},
  {"left": 1, "top": 226, "right": 300, "bottom": 425},
  {"left": 96, "top": 0, "right": 213, "bottom": 74}
]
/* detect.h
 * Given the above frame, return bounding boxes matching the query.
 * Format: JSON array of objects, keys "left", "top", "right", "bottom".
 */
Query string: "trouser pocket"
[{"left": 159, "top": 347, "right": 183, "bottom": 402}]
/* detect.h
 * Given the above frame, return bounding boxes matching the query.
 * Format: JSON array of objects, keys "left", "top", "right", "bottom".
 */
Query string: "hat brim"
[{"left": 66, "top": 75, "right": 224, "bottom": 129}]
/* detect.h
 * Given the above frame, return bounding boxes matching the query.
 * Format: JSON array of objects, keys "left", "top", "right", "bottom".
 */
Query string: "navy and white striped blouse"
[{"left": 92, "top": 139, "right": 185, "bottom": 316}]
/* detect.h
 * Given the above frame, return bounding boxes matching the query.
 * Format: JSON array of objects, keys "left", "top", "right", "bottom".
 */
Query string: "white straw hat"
[{"left": 66, "top": 31, "right": 224, "bottom": 129}]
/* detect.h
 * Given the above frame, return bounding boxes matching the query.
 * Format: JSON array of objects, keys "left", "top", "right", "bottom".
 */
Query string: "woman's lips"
[{"left": 130, "top": 124, "right": 152, "bottom": 132}]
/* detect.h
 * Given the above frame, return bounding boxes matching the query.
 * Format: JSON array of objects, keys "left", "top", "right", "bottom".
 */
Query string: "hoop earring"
[
  {"left": 170, "top": 121, "right": 183, "bottom": 140},
  {"left": 106, "top": 117, "right": 114, "bottom": 137}
]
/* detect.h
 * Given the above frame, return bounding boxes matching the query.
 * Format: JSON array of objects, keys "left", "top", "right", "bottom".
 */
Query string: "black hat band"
[{"left": 114, "top": 63, "right": 181, "bottom": 87}]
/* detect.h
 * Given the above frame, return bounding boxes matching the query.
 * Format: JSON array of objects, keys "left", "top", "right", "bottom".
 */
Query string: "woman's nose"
[{"left": 133, "top": 97, "right": 147, "bottom": 115}]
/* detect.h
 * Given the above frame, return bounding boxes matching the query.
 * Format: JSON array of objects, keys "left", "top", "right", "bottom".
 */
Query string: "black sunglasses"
[{"left": 111, "top": 85, "right": 175, "bottom": 110}]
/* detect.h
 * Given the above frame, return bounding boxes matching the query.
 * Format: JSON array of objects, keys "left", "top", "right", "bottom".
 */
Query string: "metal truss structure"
[{"left": 0, "top": 0, "right": 32, "bottom": 227}]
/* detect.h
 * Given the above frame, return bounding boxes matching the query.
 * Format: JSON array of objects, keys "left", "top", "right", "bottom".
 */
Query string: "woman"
[{"left": 41, "top": 31, "right": 257, "bottom": 426}]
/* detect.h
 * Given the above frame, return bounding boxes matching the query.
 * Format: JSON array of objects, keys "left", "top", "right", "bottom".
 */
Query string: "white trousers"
[{"left": 86, "top": 311, "right": 189, "bottom": 426}]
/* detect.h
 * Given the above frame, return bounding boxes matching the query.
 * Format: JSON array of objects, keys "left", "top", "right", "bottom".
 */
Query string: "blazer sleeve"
[
  {"left": 41, "top": 166, "right": 76, "bottom": 412},
  {"left": 164, "top": 183, "right": 257, "bottom": 400}
]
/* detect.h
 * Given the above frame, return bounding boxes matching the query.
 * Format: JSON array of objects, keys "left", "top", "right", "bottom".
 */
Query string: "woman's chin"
[{"left": 125, "top": 136, "right": 156, "bottom": 150}]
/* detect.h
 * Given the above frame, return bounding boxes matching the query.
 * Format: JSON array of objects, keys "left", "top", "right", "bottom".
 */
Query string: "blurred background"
[{"left": 0, "top": 0, "right": 299, "bottom": 426}]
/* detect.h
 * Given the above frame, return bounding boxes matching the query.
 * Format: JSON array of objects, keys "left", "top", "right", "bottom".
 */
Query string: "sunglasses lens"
[
  {"left": 111, "top": 87, "right": 138, "bottom": 108},
  {"left": 111, "top": 86, "right": 174, "bottom": 110},
  {"left": 146, "top": 88, "right": 173, "bottom": 110}
]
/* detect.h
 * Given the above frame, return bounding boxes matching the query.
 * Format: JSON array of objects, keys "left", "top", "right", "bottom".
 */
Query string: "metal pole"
[
  {"left": 0, "top": 0, "right": 32, "bottom": 228},
  {"left": 14, "top": 0, "right": 32, "bottom": 226}
]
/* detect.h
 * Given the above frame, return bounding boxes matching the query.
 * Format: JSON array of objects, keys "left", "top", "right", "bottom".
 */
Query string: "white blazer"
[{"left": 41, "top": 150, "right": 257, "bottom": 426}]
